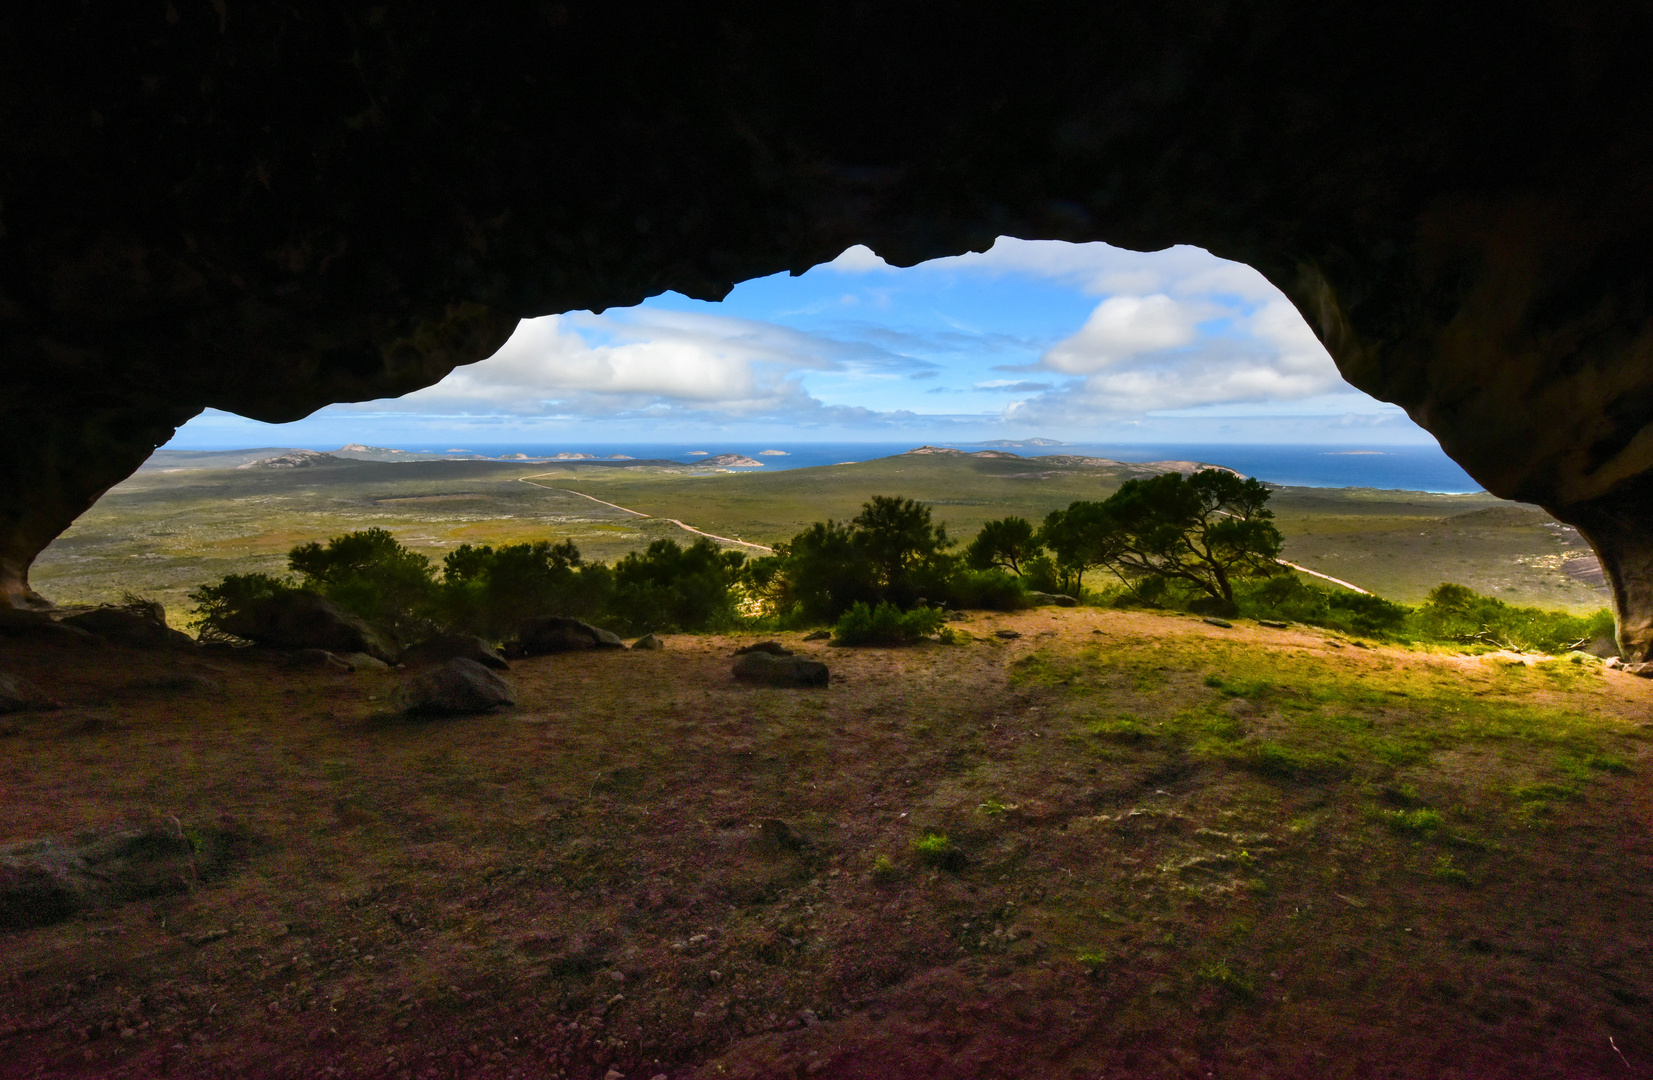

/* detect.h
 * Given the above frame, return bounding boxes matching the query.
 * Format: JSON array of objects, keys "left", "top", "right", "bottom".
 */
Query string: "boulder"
[
  {"left": 732, "top": 651, "right": 829, "bottom": 688},
  {"left": 62, "top": 605, "right": 195, "bottom": 649},
  {"left": 0, "top": 823, "right": 242, "bottom": 930},
  {"left": 802, "top": 630, "right": 833, "bottom": 641},
  {"left": 0, "top": 672, "right": 57, "bottom": 714},
  {"left": 217, "top": 590, "right": 399, "bottom": 663},
  {"left": 1028, "top": 591, "right": 1079, "bottom": 608},
  {"left": 734, "top": 641, "right": 793, "bottom": 657},
  {"left": 0, "top": 608, "right": 95, "bottom": 644},
  {"left": 506, "top": 617, "right": 625, "bottom": 656},
  {"left": 400, "top": 633, "right": 508, "bottom": 670},
  {"left": 630, "top": 633, "right": 663, "bottom": 650},
  {"left": 391, "top": 657, "right": 515, "bottom": 716}
]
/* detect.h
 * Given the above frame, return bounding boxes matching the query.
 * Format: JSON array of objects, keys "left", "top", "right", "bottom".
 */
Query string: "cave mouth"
[
  {"left": 4, "top": 4, "right": 1653, "bottom": 657},
  {"left": 156, "top": 237, "right": 1436, "bottom": 472}
]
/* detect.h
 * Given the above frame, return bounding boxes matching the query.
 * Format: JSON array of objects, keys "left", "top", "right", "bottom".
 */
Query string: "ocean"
[{"left": 395, "top": 442, "right": 1484, "bottom": 494}]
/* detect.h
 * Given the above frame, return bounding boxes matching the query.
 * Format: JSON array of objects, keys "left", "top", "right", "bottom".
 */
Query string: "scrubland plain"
[{"left": 31, "top": 451, "right": 1608, "bottom": 625}]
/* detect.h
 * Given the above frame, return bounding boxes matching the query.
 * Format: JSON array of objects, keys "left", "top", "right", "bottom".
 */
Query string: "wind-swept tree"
[
  {"left": 1098, "top": 469, "right": 1282, "bottom": 603},
  {"left": 965, "top": 516, "right": 1041, "bottom": 576}
]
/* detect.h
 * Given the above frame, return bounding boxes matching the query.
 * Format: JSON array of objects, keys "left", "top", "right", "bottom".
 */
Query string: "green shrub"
[
  {"left": 1408, "top": 583, "right": 1612, "bottom": 653},
  {"left": 1233, "top": 574, "right": 1406, "bottom": 637},
  {"left": 912, "top": 832, "right": 966, "bottom": 871},
  {"left": 607, "top": 538, "right": 744, "bottom": 634},
  {"left": 440, "top": 538, "right": 598, "bottom": 636},
  {"left": 832, "top": 601, "right": 947, "bottom": 645},
  {"left": 288, "top": 527, "right": 437, "bottom": 638},
  {"left": 947, "top": 568, "right": 1032, "bottom": 611},
  {"left": 187, "top": 572, "right": 295, "bottom": 642}
]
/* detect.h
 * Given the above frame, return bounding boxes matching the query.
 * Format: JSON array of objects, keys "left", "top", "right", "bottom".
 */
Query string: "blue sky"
[{"left": 169, "top": 239, "right": 1434, "bottom": 448}]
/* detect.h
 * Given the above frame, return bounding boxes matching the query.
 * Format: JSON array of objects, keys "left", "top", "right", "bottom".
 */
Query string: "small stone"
[
  {"left": 802, "top": 630, "right": 832, "bottom": 641},
  {"left": 1202, "top": 617, "right": 1233, "bottom": 628},
  {"left": 631, "top": 633, "right": 663, "bottom": 650},
  {"left": 1258, "top": 619, "right": 1289, "bottom": 629},
  {"left": 604, "top": 1069, "right": 625, "bottom": 1080},
  {"left": 994, "top": 630, "right": 1021, "bottom": 639}
]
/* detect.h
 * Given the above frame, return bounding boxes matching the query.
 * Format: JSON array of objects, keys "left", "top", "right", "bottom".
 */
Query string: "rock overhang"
[{"left": 3, "top": 2, "right": 1653, "bottom": 651}]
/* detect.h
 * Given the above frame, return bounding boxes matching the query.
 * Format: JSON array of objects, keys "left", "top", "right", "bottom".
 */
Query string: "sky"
[{"left": 168, "top": 238, "right": 1435, "bottom": 449}]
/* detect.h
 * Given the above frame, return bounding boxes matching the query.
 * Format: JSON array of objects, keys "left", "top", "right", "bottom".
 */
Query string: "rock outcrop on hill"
[{"left": 4, "top": 6, "right": 1653, "bottom": 654}]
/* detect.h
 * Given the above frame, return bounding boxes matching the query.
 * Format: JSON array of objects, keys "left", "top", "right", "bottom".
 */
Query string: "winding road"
[{"left": 517, "top": 475, "right": 776, "bottom": 553}]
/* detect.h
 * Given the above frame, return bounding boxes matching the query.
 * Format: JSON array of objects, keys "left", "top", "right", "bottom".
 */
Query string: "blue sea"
[{"left": 386, "top": 442, "right": 1482, "bottom": 494}]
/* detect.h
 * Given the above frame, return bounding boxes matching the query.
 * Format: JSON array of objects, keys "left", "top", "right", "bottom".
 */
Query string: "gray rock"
[
  {"left": 0, "top": 608, "right": 95, "bottom": 644},
  {"left": 1581, "top": 635, "right": 1620, "bottom": 659},
  {"left": 62, "top": 605, "right": 195, "bottom": 649},
  {"left": 218, "top": 590, "right": 399, "bottom": 663},
  {"left": 802, "top": 630, "right": 832, "bottom": 641},
  {"left": 1258, "top": 619, "right": 1290, "bottom": 629},
  {"left": 1623, "top": 661, "right": 1653, "bottom": 678},
  {"left": 631, "top": 633, "right": 663, "bottom": 650},
  {"left": 1203, "top": 617, "right": 1234, "bottom": 628},
  {"left": 732, "top": 651, "right": 829, "bottom": 688},
  {"left": 734, "top": 640, "right": 793, "bottom": 656},
  {"left": 0, "top": 672, "right": 57, "bottom": 714},
  {"left": 994, "top": 629, "right": 1021, "bottom": 640},
  {"left": 1028, "top": 591, "right": 1079, "bottom": 607},
  {"left": 391, "top": 657, "right": 515, "bottom": 715},
  {"left": 507, "top": 617, "right": 625, "bottom": 656},
  {"left": 0, "top": 823, "right": 241, "bottom": 930},
  {"left": 400, "top": 633, "right": 508, "bottom": 670}
]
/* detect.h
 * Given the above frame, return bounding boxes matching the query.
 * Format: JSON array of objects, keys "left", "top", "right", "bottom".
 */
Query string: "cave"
[{"left": 4, "top": 4, "right": 1652, "bottom": 654}]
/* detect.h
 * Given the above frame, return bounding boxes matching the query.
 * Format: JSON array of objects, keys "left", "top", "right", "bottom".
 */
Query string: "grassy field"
[
  {"left": 31, "top": 449, "right": 1610, "bottom": 625},
  {"left": 3, "top": 609, "right": 1650, "bottom": 1077}
]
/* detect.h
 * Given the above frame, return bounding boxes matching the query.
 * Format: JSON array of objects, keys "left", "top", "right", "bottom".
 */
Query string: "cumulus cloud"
[
  {"left": 371, "top": 308, "right": 931, "bottom": 424},
  {"left": 1004, "top": 287, "right": 1346, "bottom": 424}
]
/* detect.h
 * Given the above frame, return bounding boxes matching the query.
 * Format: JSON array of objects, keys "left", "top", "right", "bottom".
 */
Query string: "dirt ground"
[{"left": 3, "top": 609, "right": 1653, "bottom": 1079}]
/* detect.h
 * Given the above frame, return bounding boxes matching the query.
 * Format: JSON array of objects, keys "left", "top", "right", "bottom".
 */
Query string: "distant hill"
[
  {"left": 901, "top": 445, "right": 1240, "bottom": 478},
  {"left": 236, "top": 450, "right": 346, "bottom": 470}
]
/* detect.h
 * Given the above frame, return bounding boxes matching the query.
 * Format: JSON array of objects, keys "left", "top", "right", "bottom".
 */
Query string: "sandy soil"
[{"left": 2, "top": 610, "right": 1652, "bottom": 1079}]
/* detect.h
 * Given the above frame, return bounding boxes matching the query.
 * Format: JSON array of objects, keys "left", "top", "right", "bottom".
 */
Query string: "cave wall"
[{"left": 3, "top": 3, "right": 1652, "bottom": 648}]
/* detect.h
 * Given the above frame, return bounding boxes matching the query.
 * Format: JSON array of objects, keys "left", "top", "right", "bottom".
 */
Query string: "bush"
[
  {"left": 439, "top": 539, "right": 602, "bottom": 637},
  {"left": 288, "top": 527, "right": 437, "bottom": 638},
  {"left": 608, "top": 538, "right": 744, "bottom": 634},
  {"left": 832, "top": 601, "right": 947, "bottom": 645},
  {"left": 1407, "top": 582, "right": 1612, "bottom": 652},
  {"left": 1232, "top": 574, "right": 1406, "bottom": 637},
  {"left": 946, "top": 569, "right": 1032, "bottom": 612},
  {"left": 187, "top": 573, "right": 295, "bottom": 642}
]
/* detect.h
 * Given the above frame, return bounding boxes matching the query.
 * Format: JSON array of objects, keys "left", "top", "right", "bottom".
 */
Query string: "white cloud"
[{"left": 1041, "top": 295, "right": 1206, "bottom": 374}]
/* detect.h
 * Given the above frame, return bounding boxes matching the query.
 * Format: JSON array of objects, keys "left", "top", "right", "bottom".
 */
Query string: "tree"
[
  {"left": 1036, "top": 501, "right": 1124, "bottom": 595},
  {"left": 751, "top": 495, "right": 956, "bottom": 622},
  {"left": 611, "top": 538, "right": 745, "bottom": 632},
  {"left": 851, "top": 495, "right": 954, "bottom": 600},
  {"left": 1098, "top": 469, "right": 1282, "bottom": 603},
  {"left": 287, "top": 527, "right": 437, "bottom": 637},
  {"left": 439, "top": 539, "right": 592, "bottom": 635},
  {"left": 965, "top": 517, "right": 1040, "bottom": 576}
]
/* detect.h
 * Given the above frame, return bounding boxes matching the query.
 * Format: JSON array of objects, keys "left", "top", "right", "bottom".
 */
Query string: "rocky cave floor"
[{"left": 3, "top": 609, "right": 1653, "bottom": 1079}]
